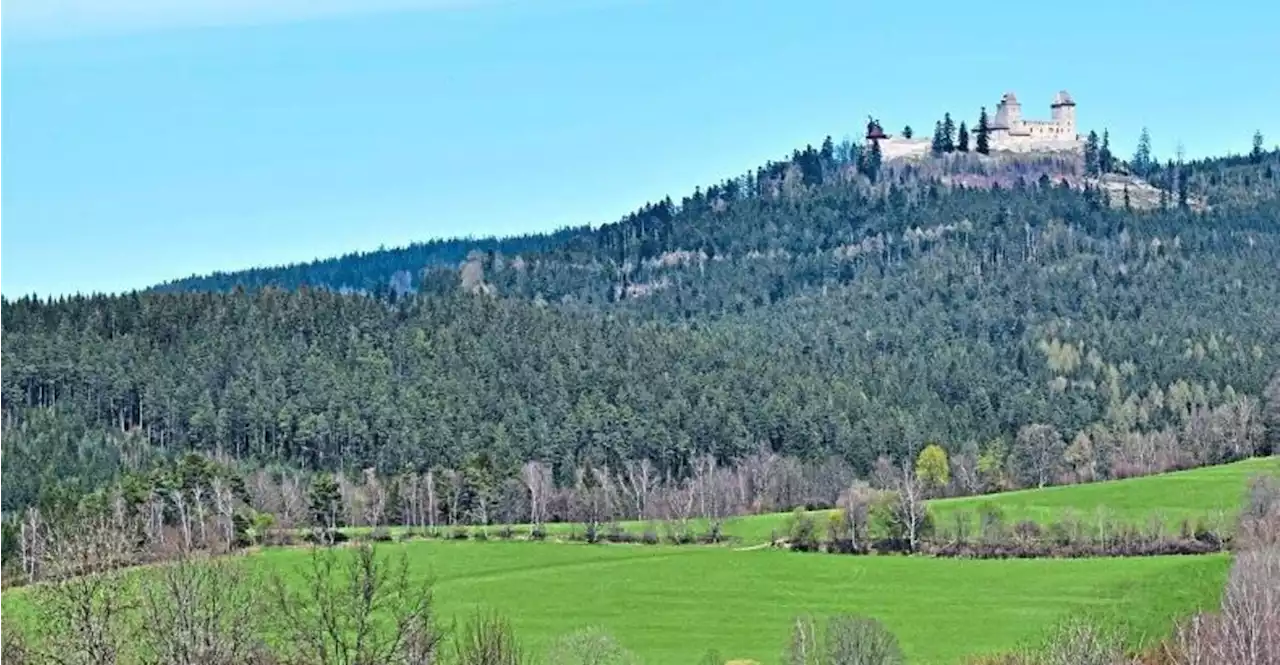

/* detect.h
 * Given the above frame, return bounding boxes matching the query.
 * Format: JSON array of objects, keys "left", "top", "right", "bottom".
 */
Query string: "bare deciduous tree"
[
  {"left": 617, "top": 458, "right": 656, "bottom": 521},
  {"left": 269, "top": 541, "right": 442, "bottom": 665},
  {"left": 738, "top": 445, "right": 778, "bottom": 514},
  {"left": 136, "top": 554, "right": 265, "bottom": 665},
  {"left": 522, "top": 461, "right": 553, "bottom": 526},
  {"left": 836, "top": 481, "right": 878, "bottom": 552},
  {"left": 27, "top": 506, "right": 139, "bottom": 665},
  {"left": 363, "top": 467, "right": 388, "bottom": 529},
  {"left": 1013, "top": 423, "right": 1065, "bottom": 489}
]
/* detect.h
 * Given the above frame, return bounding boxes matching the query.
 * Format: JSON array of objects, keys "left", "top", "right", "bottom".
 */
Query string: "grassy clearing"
[
  {"left": 4, "top": 541, "right": 1229, "bottom": 665},
  {"left": 244, "top": 542, "right": 1232, "bottom": 664}
]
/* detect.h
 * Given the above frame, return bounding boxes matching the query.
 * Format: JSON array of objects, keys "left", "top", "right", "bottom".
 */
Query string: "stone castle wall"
[
  {"left": 874, "top": 133, "right": 1080, "bottom": 160},
  {"left": 868, "top": 91, "right": 1081, "bottom": 159}
]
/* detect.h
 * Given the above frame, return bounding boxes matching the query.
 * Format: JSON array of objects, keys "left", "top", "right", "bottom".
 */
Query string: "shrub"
[
  {"left": 1032, "top": 618, "right": 1127, "bottom": 665},
  {"left": 368, "top": 527, "right": 394, "bottom": 542},
  {"left": 583, "top": 522, "right": 600, "bottom": 545},
  {"left": 546, "top": 628, "right": 639, "bottom": 665},
  {"left": 663, "top": 522, "right": 695, "bottom": 545},
  {"left": 825, "top": 615, "right": 904, "bottom": 665},
  {"left": 473, "top": 529, "right": 489, "bottom": 542},
  {"left": 979, "top": 503, "right": 1006, "bottom": 543},
  {"left": 787, "top": 508, "right": 821, "bottom": 552},
  {"left": 304, "top": 528, "right": 349, "bottom": 545},
  {"left": 497, "top": 525, "right": 516, "bottom": 540},
  {"left": 702, "top": 520, "right": 724, "bottom": 544},
  {"left": 1, "top": 620, "right": 31, "bottom": 665},
  {"left": 451, "top": 526, "right": 471, "bottom": 541},
  {"left": 640, "top": 523, "right": 660, "bottom": 545},
  {"left": 530, "top": 525, "right": 547, "bottom": 541},
  {"left": 455, "top": 612, "right": 526, "bottom": 665},
  {"left": 788, "top": 614, "right": 904, "bottom": 665},
  {"left": 1012, "top": 520, "right": 1042, "bottom": 542},
  {"left": 604, "top": 522, "right": 632, "bottom": 543}
]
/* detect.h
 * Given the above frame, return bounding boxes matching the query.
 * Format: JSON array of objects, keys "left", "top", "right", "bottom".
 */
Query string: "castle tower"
[
  {"left": 999, "top": 92, "right": 1022, "bottom": 129},
  {"left": 1050, "top": 90, "right": 1076, "bottom": 138}
]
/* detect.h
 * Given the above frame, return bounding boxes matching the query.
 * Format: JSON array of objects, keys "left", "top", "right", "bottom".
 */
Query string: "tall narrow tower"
[
  {"left": 998, "top": 92, "right": 1022, "bottom": 129},
  {"left": 1050, "top": 91, "right": 1077, "bottom": 138}
]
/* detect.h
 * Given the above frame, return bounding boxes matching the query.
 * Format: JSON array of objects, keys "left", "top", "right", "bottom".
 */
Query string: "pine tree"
[
  {"left": 820, "top": 135, "right": 835, "bottom": 169},
  {"left": 931, "top": 121, "right": 945, "bottom": 156},
  {"left": 1133, "top": 127, "right": 1153, "bottom": 176},
  {"left": 1265, "top": 372, "right": 1280, "bottom": 455},
  {"left": 309, "top": 473, "right": 344, "bottom": 529},
  {"left": 976, "top": 107, "right": 991, "bottom": 155},
  {"left": 1100, "top": 130, "right": 1114, "bottom": 174},
  {"left": 902, "top": 125, "right": 914, "bottom": 139},
  {"left": 1178, "top": 164, "right": 1190, "bottom": 208},
  {"left": 1084, "top": 131, "right": 1101, "bottom": 175},
  {"left": 1253, "top": 130, "right": 1266, "bottom": 163},
  {"left": 942, "top": 113, "right": 956, "bottom": 153},
  {"left": 860, "top": 139, "right": 883, "bottom": 182},
  {"left": 957, "top": 122, "right": 970, "bottom": 152}
]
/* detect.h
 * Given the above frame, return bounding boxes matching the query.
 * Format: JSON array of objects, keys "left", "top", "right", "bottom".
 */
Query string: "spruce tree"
[
  {"left": 309, "top": 473, "right": 344, "bottom": 529},
  {"left": 1178, "top": 165, "right": 1190, "bottom": 208},
  {"left": 1084, "top": 131, "right": 1101, "bottom": 175},
  {"left": 976, "top": 107, "right": 991, "bottom": 155},
  {"left": 1253, "top": 130, "right": 1266, "bottom": 163},
  {"left": 1100, "top": 130, "right": 1114, "bottom": 174},
  {"left": 931, "top": 121, "right": 945, "bottom": 156},
  {"left": 902, "top": 125, "right": 914, "bottom": 139},
  {"left": 957, "top": 122, "right": 970, "bottom": 152},
  {"left": 1265, "top": 372, "right": 1280, "bottom": 455},
  {"left": 867, "top": 139, "right": 882, "bottom": 182},
  {"left": 1133, "top": 127, "right": 1153, "bottom": 176},
  {"left": 942, "top": 112, "right": 956, "bottom": 152}
]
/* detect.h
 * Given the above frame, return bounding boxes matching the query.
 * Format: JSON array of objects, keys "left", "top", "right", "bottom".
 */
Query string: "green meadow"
[
  {"left": 257, "top": 541, "right": 1228, "bottom": 664},
  {"left": 2, "top": 541, "right": 1231, "bottom": 665},
  {"left": 7, "top": 457, "right": 1276, "bottom": 664}
]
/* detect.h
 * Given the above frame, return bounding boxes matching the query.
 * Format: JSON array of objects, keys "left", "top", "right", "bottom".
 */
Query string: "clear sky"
[{"left": 3, "top": 0, "right": 1278, "bottom": 297}]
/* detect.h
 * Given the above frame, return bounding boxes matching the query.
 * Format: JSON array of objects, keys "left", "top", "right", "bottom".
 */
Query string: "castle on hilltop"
[
  {"left": 867, "top": 90, "right": 1082, "bottom": 160},
  {"left": 989, "top": 90, "right": 1076, "bottom": 143}
]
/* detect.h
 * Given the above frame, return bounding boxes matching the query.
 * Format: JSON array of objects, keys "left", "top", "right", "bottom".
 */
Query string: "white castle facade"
[{"left": 869, "top": 90, "right": 1082, "bottom": 160}]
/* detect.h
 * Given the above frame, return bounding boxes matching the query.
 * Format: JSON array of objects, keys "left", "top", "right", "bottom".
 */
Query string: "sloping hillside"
[{"left": 4, "top": 148, "right": 1280, "bottom": 514}]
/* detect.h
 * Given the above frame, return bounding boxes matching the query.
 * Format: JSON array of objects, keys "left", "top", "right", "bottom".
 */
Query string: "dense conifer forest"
[{"left": 4, "top": 139, "right": 1280, "bottom": 517}]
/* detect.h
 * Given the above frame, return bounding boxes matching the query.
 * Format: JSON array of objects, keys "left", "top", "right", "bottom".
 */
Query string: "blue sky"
[{"left": 4, "top": 0, "right": 1279, "bottom": 297}]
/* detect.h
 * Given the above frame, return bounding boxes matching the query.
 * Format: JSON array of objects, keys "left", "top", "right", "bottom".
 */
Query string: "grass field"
[
  {"left": 7, "top": 457, "right": 1275, "bottom": 664},
  {"left": 250, "top": 542, "right": 1232, "bottom": 664},
  {"left": 4, "top": 541, "right": 1227, "bottom": 665}
]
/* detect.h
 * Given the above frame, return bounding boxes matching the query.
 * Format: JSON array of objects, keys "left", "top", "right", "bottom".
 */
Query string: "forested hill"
[
  {"left": 6, "top": 143, "right": 1280, "bottom": 514},
  {"left": 150, "top": 225, "right": 590, "bottom": 295},
  {"left": 149, "top": 138, "right": 1278, "bottom": 303}
]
